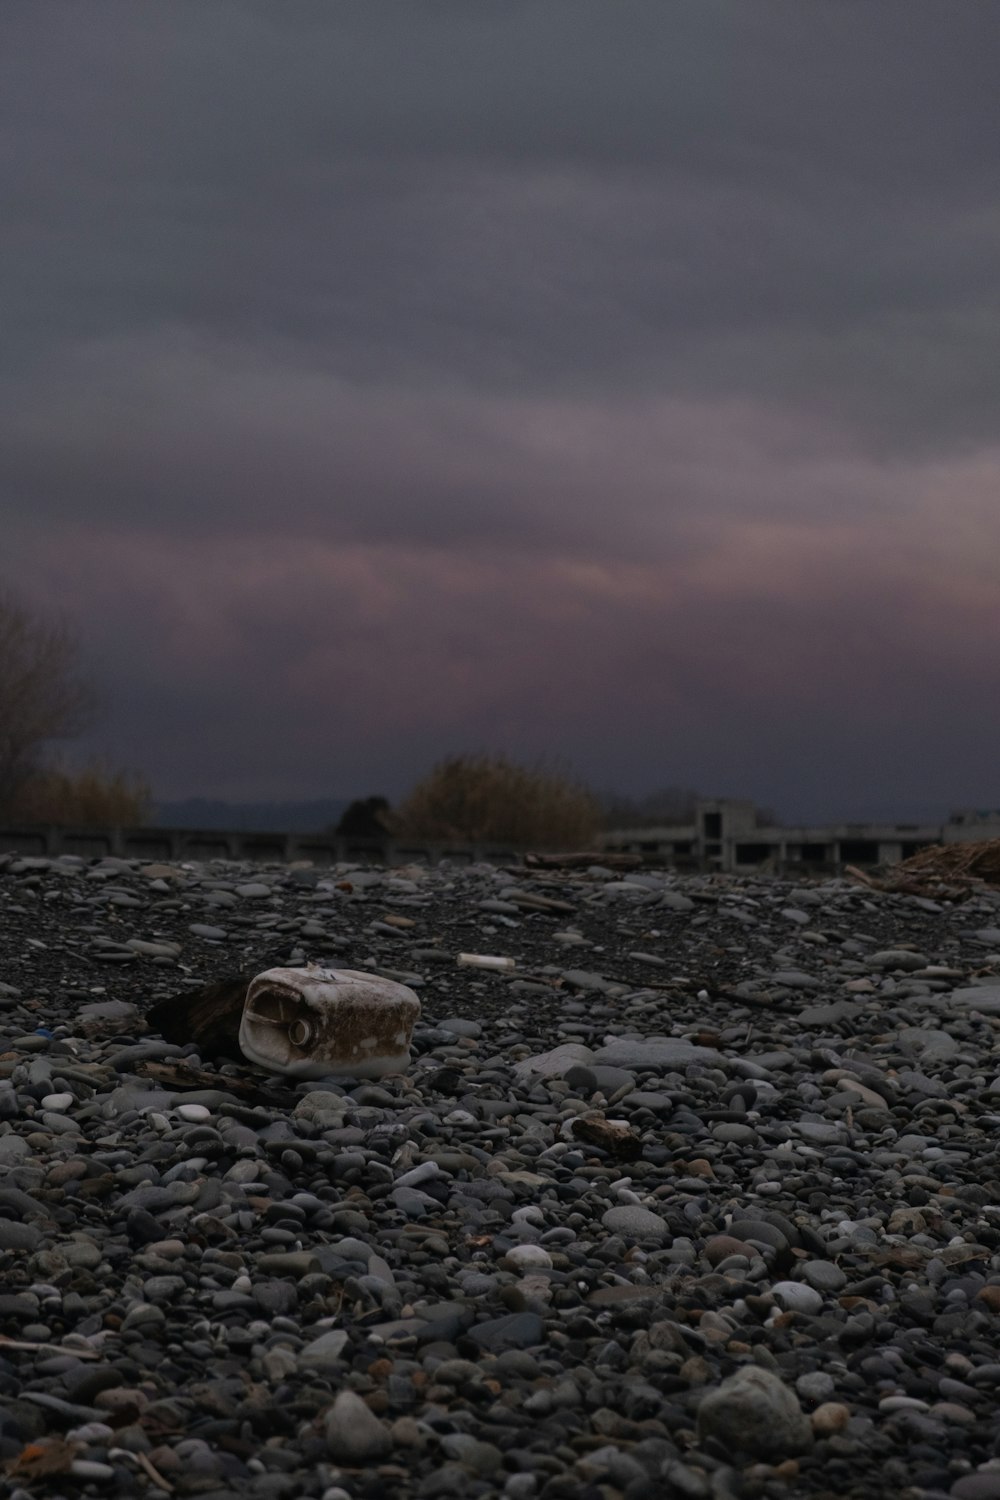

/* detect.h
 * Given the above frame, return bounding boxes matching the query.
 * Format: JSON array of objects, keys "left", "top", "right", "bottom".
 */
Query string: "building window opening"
[
  {"left": 839, "top": 840, "right": 880, "bottom": 864},
  {"left": 735, "top": 843, "right": 773, "bottom": 865}
]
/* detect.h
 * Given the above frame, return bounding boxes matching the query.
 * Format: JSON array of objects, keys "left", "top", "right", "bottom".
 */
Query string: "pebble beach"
[{"left": 3, "top": 850, "right": 1000, "bottom": 1500}]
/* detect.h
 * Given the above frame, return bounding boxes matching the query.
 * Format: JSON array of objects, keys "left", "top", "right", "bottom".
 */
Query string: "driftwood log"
[{"left": 135, "top": 1058, "right": 265, "bottom": 1099}]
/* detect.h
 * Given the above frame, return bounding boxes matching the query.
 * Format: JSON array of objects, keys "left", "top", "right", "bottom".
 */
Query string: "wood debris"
[
  {"left": 6, "top": 1438, "right": 81, "bottom": 1479},
  {"left": 131, "top": 1451, "right": 175, "bottom": 1493},
  {"left": 571, "top": 1113, "right": 644, "bottom": 1161},
  {"left": 136, "top": 1058, "right": 267, "bottom": 1099},
  {"left": 847, "top": 838, "right": 1000, "bottom": 900},
  {"left": 0, "top": 1335, "right": 101, "bottom": 1359}
]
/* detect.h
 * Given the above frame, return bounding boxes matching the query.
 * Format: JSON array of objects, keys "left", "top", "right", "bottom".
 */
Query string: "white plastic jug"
[{"left": 239, "top": 964, "right": 420, "bottom": 1079}]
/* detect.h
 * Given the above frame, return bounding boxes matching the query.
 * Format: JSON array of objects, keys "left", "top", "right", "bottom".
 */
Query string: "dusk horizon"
[
  {"left": 143, "top": 793, "right": 1000, "bottom": 837},
  {"left": 4, "top": 3, "right": 998, "bottom": 826}
]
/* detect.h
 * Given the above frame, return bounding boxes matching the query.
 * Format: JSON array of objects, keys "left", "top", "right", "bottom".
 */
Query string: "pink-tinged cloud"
[
  {"left": 2, "top": 329, "right": 917, "bottom": 559},
  {"left": 3, "top": 3, "right": 998, "bottom": 822},
  {"left": 7, "top": 411, "right": 1000, "bottom": 819}
]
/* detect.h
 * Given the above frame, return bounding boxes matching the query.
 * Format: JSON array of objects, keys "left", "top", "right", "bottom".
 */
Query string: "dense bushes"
[{"left": 395, "top": 752, "right": 600, "bottom": 850}]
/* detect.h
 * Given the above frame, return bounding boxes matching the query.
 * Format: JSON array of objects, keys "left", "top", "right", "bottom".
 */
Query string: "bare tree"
[{"left": 0, "top": 593, "right": 98, "bottom": 816}]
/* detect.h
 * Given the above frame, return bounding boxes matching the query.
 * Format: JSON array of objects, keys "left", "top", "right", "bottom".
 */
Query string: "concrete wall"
[
  {"left": 4, "top": 798, "right": 998, "bottom": 873},
  {"left": 601, "top": 797, "right": 998, "bottom": 874},
  {"left": 0, "top": 822, "right": 522, "bottom": 867}
]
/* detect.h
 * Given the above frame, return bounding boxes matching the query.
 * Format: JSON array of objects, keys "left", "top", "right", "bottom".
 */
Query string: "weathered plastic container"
[{"left": 238, "top": 964, "right": 420, "bottom": 1079}]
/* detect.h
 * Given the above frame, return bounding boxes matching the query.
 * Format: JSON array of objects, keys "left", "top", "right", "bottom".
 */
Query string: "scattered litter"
[{"left": 457, "top": 953, "right": 516, "bottom": 970}]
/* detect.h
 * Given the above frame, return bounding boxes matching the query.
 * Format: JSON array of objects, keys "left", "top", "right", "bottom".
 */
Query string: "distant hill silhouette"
[{"left": 152, "top": 798, "right": 349, "bottom": 832}]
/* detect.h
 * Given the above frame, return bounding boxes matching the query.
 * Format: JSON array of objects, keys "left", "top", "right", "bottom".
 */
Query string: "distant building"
[{"left": 600, "top": 798, "right": 1000, "bottom": 874}]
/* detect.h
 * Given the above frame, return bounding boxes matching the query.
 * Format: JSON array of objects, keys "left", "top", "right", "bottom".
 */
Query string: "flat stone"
[
  {"left": 591, "top": 1039, "right": 720, "bottom": 1070},
  {"left": 798, "top": 1001, "right": 859, "bottom": 1025},
  {"left": 792, "top": 1120, "right": 846, "bottom": 1146},
  {"left": 299, "top": 1329, "right": 350, "bottom": 1370},
  {"left": 514, "top": 1043, "right": 594, "bottom": 1079},
  {"left": 468, "top": 1312, "right": 544, "bottom": 1351},
  {"left": 601, "top": 1205, "right": 670, "bottom": 1241},
  {"left": 949, "top": 986, "right": 1000, "bottom": 1015},
  {"left": 126, "top": 938, "right": 182, "bottom": 958},
  {"left": 870, "top": 949, "right": 928, "bottom": 971},
  {"left": 896, "top": 1026, "right": 962, "bottom": 1060}
]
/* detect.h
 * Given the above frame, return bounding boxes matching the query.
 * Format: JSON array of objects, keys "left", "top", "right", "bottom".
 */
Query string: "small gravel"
[{"left": 2, "top": 848, "right": 1000, "bottom": 1498}]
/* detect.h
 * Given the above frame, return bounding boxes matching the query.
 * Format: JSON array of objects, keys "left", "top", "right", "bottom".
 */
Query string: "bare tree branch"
[{"left": 0, "top": 591, "right": 99, "bottom": 815}]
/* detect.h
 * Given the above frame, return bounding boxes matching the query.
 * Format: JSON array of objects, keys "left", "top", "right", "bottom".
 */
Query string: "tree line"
[{"left": 1, "top": 590, "right": 769, "bottom": 840}]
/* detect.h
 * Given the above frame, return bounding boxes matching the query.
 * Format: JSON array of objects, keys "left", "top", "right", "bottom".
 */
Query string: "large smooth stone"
[
  {"left": 697, "top": 1366, "right": 813, "bottom": 1459},
  {"left": 239, "top": 965, "right": 420, "bottom": 1078},
  {"left": 948, "top": 986, "right": 1000, "bottom": 1014},
  {"left": 513, "top": 1043, "right": 595, "bottom": 1079}
]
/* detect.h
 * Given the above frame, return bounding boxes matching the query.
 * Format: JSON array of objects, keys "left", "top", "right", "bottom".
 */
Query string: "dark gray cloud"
[
  {"left": 4, "top": 3, "right": 996, "bottom": 414},
  {"left": 1, "top": 1, "right": 998, "bottom": 816}
]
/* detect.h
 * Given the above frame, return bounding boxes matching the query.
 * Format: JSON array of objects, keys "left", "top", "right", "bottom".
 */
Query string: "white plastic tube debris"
[
  {"left": 238, "top": 964, "right": 420, "bottom": 1078},
  {"left": 456, "top": 953, "right": 516, "bottom": 970}
]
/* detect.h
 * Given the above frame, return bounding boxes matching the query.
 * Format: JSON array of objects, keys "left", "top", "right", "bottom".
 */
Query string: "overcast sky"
[{"left": 3, "top": 1, "right": 998, "bottom": 821}]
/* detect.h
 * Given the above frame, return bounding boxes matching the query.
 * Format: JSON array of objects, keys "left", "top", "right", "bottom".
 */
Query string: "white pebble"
[
  {"left": 175, "top": 1103, "right": 212, "bottom": 1122},
  {"left": 41, "top": 1092, "right": 73, "bottom": 1112},
  {"left": 771, "top": 1280, "right": 824, "bottom": 1315},
  {"left": 503, "top": 1244, "right": 553, "bottom": 1271},
  {"left": 70, "top": 1460, "right": 115, "bottom": 1481}
]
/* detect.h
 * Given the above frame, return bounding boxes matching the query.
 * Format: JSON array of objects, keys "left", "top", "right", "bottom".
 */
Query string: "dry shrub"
[
  {"left": 395, "top": 753, "right": 601, "bottom": 850},
  {"left": 11, "top": 762, "right": 152, "bottom": 826}
]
